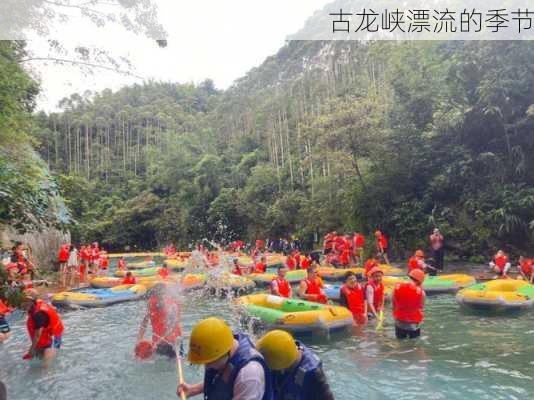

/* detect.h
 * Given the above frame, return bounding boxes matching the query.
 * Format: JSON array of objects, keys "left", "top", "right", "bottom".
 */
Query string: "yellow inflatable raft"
[
  {"left": 126, "top": 261, "right": 158, "bottom": 270},
  {"left": 114, "top": 267, "right": 161, "bottom": 278},
  {"left": 237, "top": 294, "right": 353, "bottom": 333},
  {"left": 52, "top": 285, "right": 147, "bottom": 308},
  {"left": 91, "top": 274, "right": 199, "bottom": 290},
  {"left": 163, "top": 258, "right": 188, "bottom": 271},
  {"left": 456, "top": 279, "right": 534, "bottom": 311},
  {"left": 107, "top": 252, "right": 164, "bottom": 258},
  {"left": 249, "top": 270, "right": 307, "bottom": 286}
]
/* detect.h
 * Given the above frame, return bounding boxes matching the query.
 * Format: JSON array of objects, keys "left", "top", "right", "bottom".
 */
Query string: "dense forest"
[{"left": 3, "top": 39, "right": 534, "bottom": 260}]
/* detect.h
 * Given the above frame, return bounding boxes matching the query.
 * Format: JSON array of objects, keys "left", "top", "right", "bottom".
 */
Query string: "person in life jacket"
[
  {"left": 158, "top": 264, "right": 170, "bottom": 279},
  {"left": 57, "top": 244, "right": 70, "bottom": 287},
  {"left": 300, "top": 255, "right": 311, "bottom": 270},
  {"left": 89, "top": 242, "right": 100, "bottom": 274},
  {"left": 429, "top": 228, "right": 445, "bottom": 271},
  {"left": 339, "top": 272, "right": 367, "bottom": 325},
  {"left": 374, "top": 230, "right": 390, "bottom": 265},
  {"left": 339, "top": 248, "right": 351, "bottom": 268},
  {"left": 136, "top": 284, "right": 182, "bottom": 359},
  {"left": 98, "top": 251, "right": 109, "bottom": 274},
  {"left": 232, "top": 258, "right": 249, "bottom": 276},
  {"left": 20, "top": 289, "right": 64, "bottom": 364},
  {"left": 122, "top": 272, "right": 137, "bottom": 285},
  {"left": 407, "top": 250, "right": 433, "bottom": 275},
  {"left": 298, "top": 266, "right": 327, "bottom": 304},
  {"left": 518, "top": 256, "right": 534, "bottom": 283},
  {"left": 286, "top": 254, "right": 296, "bottom": 271},
  {"left": 0, "top": 298, "right": 12, "bottom": 343},
  {"left": 323, "top": 232, "right": 335, "bottom": 255},
  {"left": 117, "top": 256, "right": 127, "bottom": 271},
  {"left": 392, "top": 269, "right": 426, "bottom": 339},
  {"left": 352, "top": 232, "right": 365, "bottom": 266},
  {"left": 364, "top": 257, "right": 379, "bottom": 276},
  {"left": 177, "top": 317, "right": 273, "bottom": 400},
  {"left": 366, "top": 267, "right": 385, "bottom": 320},
  {"left": 271, "top": 266, "right": 292, "bottom": 298},
  {"left": 293, "top": 251, "right": 302, "bottom": 269},
  {"left": 256, "top": 330, "right": 334, "bottom": 400},
  {"left": 255, "top": 256, "right": 267, "bottom": 273},
  {"left": 489, "top": 250, "right": 511, "bottom": 278}
]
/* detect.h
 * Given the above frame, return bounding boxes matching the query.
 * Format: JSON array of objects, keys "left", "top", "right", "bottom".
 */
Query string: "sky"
[{"left": 25, "top": 0, "right": 330, "bottom": 111}]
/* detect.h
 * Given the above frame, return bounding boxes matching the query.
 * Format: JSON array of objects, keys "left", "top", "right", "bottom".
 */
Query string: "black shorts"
[
  {"left": 395, "top": 325, "right": 421, "bottom": 339},
  {"left": 0, "top": 316, "right": 10, "bottom": 333},
  {"left": 155, "top": 342, "right": 176, "bottom": 358}
]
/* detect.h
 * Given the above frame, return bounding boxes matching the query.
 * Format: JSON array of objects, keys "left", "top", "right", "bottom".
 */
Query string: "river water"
[{"left": 1, "top": 264, "right": 533, "bottom": 400}]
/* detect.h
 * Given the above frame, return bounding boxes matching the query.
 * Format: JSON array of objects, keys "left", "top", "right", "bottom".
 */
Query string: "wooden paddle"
[
  {"left": 375, "top": 310, "right": 385, "bottom": 331},
  {"left": 176, "top": 339, "right": 187, "bottom": 400}
]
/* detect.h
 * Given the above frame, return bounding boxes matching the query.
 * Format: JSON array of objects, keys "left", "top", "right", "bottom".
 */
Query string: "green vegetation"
[{"left": 3, "top": 40, "right": 534, "bottom": 258}]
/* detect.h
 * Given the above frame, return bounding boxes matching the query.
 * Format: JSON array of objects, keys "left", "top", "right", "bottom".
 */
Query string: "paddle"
[
  {"left": 176, "top": 338, "right": 187, "bottom": 400},
  {"left": 375, "top": 310, "right": 384, "bottom": 331}
]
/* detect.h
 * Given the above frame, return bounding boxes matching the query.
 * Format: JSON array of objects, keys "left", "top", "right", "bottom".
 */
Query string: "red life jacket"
[
  {"left": 158, "top": 268, "right": 170, "bottom": 279},
  {"left": 377, "top": 235, "right": 388, "bottom": 250},
  {"left": 495, "top": 255, "right": 508, "bottom": 271},
  {"left": 341, "top": 284, "right": 366, "bottom": 317},
  {"left": 99, "top": 257, "right": 109, "bottom": 269},
  {"left": 339, "top": 250, "right": 351, "bottom": 266},
  {"left": 232, "top": 265, "right": 242, "bottom": 275},
  {"left": 335, "top": 236, "right": 346, "bottom": 252},
  {"left": 301, "top": 257, "right": 311, "bottom": 270},
  {"left": 122, "top": 276, "right": 137, "bottom": 285},
  {"left": 58, "top": 246, "right": 69, "bottom": 262},
  {"left": 118, "top": 259, "right": 126, "bottom": 270},
  {"left": 286, "top": 257, "right": 296, "bottom": 271},
  {"left": 272, "top": 277, "right": 291, "bottom": 298},
  {"left": 90, "top": 248, "right": 100, "bottom": 262},
  {"left": 304, "top": 279, "right": 327, "bottom": 304},
  {"left": 0, "top": 299, "right": 11, "bottom": 316},
  {"left": 80, "top": 248, "right": 90, "bottom": 261},
  {"left": 366, "top": 280, "right": 385, "bottom": 311},
  {"left": 520, "top": 259, "right": 533, "bottom": 276},
  {"left": 408, "top": 257, "right": 423, "bottom": 272},
  {"left": 393, "top": 283, "right": 424, "bottom": 324},
  {"left": 26, "top": 300, "right": 64, "bottom": 349},
  {"left": 149, "top": 296, "right": 182, "bottom": 345},
  {"left": 365, "top": 259, "right": 378, "bottom": 275},
  {"left": 255, "top": 262, "right": 266, "bottom": 273},
  {"left": 294, "top": 254, "right": 301, "bottom": 268},
  {"left": 354, "top": 234, "right": 365, "bottom": 248}
]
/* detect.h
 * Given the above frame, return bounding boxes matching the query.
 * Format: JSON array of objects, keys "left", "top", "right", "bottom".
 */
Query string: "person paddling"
[
  {"left": 271, "top": 266, "right": 292, "bottom": 298},
  {"left": 256, "top": 330, "right": 334, "bottom": 400},
  {"left": 392, "top": 269, "right": 426, "bottom": 339},
  {"left": 20, "top": 289, "right": 64, "bottom": 366},
  {"left": 339, "top": 272, "right": 367, "bottom": 325},
  {"left": 177, "top": 317, "right": 273, "bottom": 399},
  {"left": 298, "top": 266, "right": 327, "bottom": 304}
]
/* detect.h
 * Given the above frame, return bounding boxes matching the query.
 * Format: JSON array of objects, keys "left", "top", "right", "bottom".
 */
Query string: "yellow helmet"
[
  {"left": 256, "top": 330, "right": 299, "bottom": 370},
  {"left": 187, "top": 318, "right": 234, "bottom": 364}
]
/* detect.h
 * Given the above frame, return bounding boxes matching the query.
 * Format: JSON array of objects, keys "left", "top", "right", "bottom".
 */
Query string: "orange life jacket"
[
  {"left": 300, "top": 257, "right": 311, "bottom": 270},
  {"left": 393, "top": 283, "right": 424, "bottom": 324},
  {"left": 122, "top": 276, "right": 137, "bottom": 285},
  {"left": 495, "top": 255, "right": 508, "bottom": 271},
  {"left": 339, "top": 250, "right": 351, "bottom": 266},
  {"left": 520, "top": 259, "right": 533, "bottom": 276},
  {"left": 26, "top": 300, "right": 64, "bottom": 348},
  {"left": 408, "top": 257, "right": 423, "bottom": 272},
  {"left": 255, "top": 262, "right": 266, "bottom": 273},
  {"left": 365, "top": 259, "right": 378, "bottom": 275}
]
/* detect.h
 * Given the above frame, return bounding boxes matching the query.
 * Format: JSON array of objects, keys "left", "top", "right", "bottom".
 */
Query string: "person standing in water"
[
  {"left": 518, "top": 256, "right": 534, "bottom": 283},
  {"left": 392, "top": 269, "right": 426, "bottom": 339},
  {"left": 366, "top": 267, "right": 385, "bottom": 321},
  {"left": 177, "top": 317, "right": 273, "bottom": 399},
  {"left": 339, "top": 272, "right": 367, "bottom": 325},
  {"left": 256, "top": 330, "right": 334, "bottom": 400},
  {"left": 0, "top": 298, "right": 12, "bottom": 343},
  {"left": 20, "top": 289, "right": 64, "bottom": 365},
  {"left": 429, "top": 228, "right": 445, "bottom": 272},
  {"left": 137, "top": 284, "right": 182, "bottom": 358},
  {"left": 374, "top": 230, "right": 390, "bottom": 265}
]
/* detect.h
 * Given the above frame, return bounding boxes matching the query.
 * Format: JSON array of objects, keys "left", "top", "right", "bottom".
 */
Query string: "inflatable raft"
[
  {"left": 249, "top": 270, "right": 307, "bottom": 286},
  {"left": 114, "top": 267, "right": 161, "bottom": 278},
  {"left": 52, "top": 285, "right": 147, "bottom": 308},
  {"left": 91, "top": 274, "right": 193, "bottom": 290},
  {"left": 180, "top": 273, "right": 206, "bottom": 291},
  {"left": 238, "top": 294, "right": 353, "bottom": 333},
  {"left": 206, "top": 273, "right": 256, "bottom": 296},
  {"left": 324, "top": 284, "right": 342, "bottom": 301},
  {"left": 383, "top": 274, "right": 476, "bottom": 294},
  {"left": 107, "top": 252, "right": 164, "bottom": 259},
  {"left": 456, "top": 279, "right": 534, "bottom": 311},
  {"left": 126, "top": 261, "right": 157, "bottom": 270},
  {"left": 318, "top": 265, "right": 403, "bottom": 281},
  {"left": 163, "top": 258, "right": 188, "bottom": 271}
]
